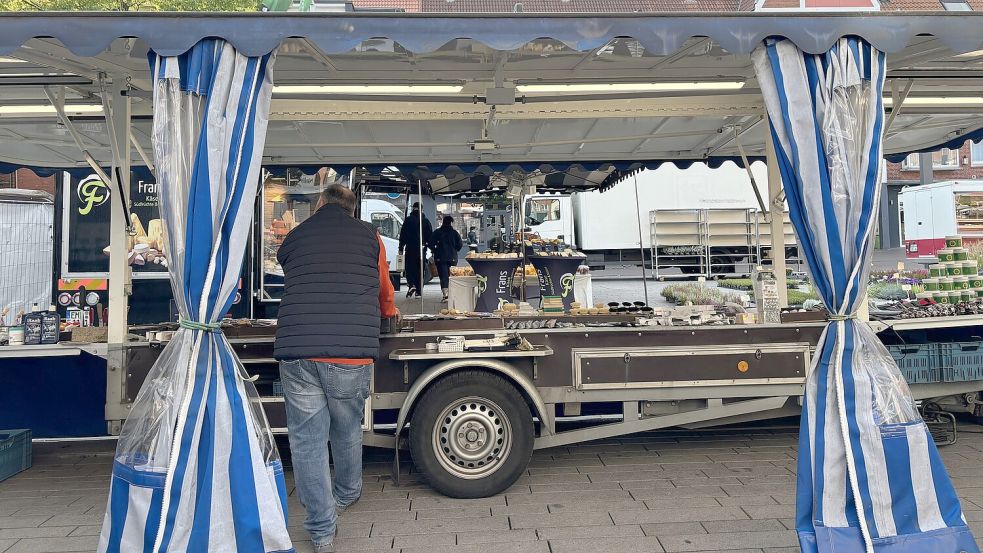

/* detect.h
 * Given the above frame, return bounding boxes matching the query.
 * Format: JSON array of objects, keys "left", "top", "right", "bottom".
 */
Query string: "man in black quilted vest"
[{"left": 274, "top": 184, "right": 399, "bottom": 553}]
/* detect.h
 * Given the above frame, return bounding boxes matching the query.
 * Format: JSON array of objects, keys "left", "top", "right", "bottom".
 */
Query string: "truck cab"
[
  {"left": 360, "top": 197, "right": 404, "bottom": 273},
  {"left": 523, "top": 195, "right": 575, "bottom": 246}
]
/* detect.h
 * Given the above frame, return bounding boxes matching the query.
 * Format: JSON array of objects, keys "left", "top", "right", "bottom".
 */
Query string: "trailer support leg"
[{"left": 766, "top": 131, "right": 788, "bottom": 307}]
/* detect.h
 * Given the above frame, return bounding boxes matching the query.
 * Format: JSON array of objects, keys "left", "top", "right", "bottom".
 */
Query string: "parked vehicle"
[
  {"left": 361, "top": 197, "right": 404, "bottom": 273},
  {"left": 901, "top": 180, "right": 983, "bottom": 259},
  {"left": 525, "top": 163, "right": 776, "bottom": 270}
]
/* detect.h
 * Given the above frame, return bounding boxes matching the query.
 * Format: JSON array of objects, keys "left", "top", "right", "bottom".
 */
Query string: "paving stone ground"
[{"left": 5, "top": 425, "right": 983, "bottom": 552}]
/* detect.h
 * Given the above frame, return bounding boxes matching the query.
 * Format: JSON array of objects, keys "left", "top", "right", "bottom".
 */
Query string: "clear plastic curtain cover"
[
  {"left": 820, "top": 48, "right": 919, "bottom": 427},
  {"left": 113, "top": 47, "right": 279, "bottom": 473},
  {"left": 753, "top": 38, "right": 918, "bottom": 429},
  {"left": 753, "top": 37, "right": 979, "bottom": 553}
]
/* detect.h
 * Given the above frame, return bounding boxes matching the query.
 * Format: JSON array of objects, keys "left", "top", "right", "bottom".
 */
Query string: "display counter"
[
  {"left": 0, "top": 343, "right": 108, "bottom": 437},
  {"left": 466, "top": 256, "right": 523, "bottom": 312},
  {"left": 528, "top": 255, "right": 584, "bottom": 310},
  {"left": 0, "top": 342, "right": 108, "bottom": 359}
]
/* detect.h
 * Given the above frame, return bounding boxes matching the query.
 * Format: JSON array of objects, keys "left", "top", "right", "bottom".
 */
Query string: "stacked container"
[{"left": 928, "top": 235, "right": 980, "bottom": 303}]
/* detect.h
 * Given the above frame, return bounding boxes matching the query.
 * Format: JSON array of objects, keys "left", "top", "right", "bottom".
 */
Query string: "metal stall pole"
[
  {"left": 632, "top": 174, "right": 650, "bottom": 306},
  {"left": 765, "top": 128, "right": 789, "bottom": 307},
  {"left": 418, "top": 178, "right": 425, "bottom": 313},
  {"left": 519, "top": 184, "right": 526, "bottom": 303},
  {"left": 105, "top": 77, "right": 133, "bottom": 433}
]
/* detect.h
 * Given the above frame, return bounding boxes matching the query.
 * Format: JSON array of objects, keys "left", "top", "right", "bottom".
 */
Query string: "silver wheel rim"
[{"left": 431, "top": 396, "right": 513, "bottom": 480}]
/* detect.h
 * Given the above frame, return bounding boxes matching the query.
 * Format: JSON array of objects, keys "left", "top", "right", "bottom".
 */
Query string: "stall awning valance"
[
  {"left": 0, "top": 12, "right": 981, "bottom": 57},
  {"left": 264, "top": 157, "right": 755, "bottom": 194}
]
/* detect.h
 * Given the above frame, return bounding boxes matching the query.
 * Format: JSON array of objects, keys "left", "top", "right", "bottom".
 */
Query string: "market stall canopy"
[{"left": 0, "top": 12, "right": 980, "bottom": 174}]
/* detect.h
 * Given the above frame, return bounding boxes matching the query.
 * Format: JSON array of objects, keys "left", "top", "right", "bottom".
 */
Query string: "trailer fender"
[{"left": 393, "top": 358, "right": 553, "bottom": 440}]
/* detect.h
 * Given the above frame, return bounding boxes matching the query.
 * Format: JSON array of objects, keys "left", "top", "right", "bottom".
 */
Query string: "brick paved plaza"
[{"left": 3, "top": 426, "right": 983, "bottom": 552}]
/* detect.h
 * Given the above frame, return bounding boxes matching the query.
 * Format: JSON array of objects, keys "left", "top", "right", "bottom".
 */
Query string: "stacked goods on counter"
[
  {"left": 466, "top": 252, "right": 522, "bottom": 260},
  {"left": 449, "top": 266, "right": 475, "bottom": 277},
  {"left": 922, "top": 235, "right": 983, "bottom": 305},
  {"left": 512, "top": 264, "right": 539, "bottom": 281},
  {"left": 1, "top": 303, "right": 61, "bottom": 347},
  {"left": 569, "top": 302, "right": 612, "bottom": 316},
  {"left": 541, "top": 296, "right": 565, "bottom": 314}
]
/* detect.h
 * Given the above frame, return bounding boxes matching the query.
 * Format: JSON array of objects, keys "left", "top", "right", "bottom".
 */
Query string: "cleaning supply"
[
  {"left": 23, "top": 304, "right": 43, "bottom": 345},
  {"left": 40, "top": 305, "right": 60, "bottom": 345}
]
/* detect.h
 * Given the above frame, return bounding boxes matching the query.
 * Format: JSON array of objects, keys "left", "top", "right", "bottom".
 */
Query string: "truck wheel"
[{"left": 409, "top": 370, "right": 534, "bottom": 498}]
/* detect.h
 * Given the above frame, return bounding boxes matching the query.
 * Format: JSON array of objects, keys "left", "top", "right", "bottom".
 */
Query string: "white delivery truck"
[
  {"left": 901, "top": 180, "right": 983, "bottom": 260},
  {"left": 361, "top": 197, "right": 404, "bottom": 272},
  {"left": 524, "top": 162, "right": 768, "bottom": 267}
]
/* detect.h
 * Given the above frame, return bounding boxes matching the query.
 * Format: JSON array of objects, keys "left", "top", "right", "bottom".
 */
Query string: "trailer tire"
[{"left": 409, "top": 370, "right": 534, "bottom": 498}]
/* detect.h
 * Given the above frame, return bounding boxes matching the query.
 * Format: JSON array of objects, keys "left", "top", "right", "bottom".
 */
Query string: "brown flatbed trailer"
[{"left": 120, "top": 318, "right": 983, "bottom": 497}]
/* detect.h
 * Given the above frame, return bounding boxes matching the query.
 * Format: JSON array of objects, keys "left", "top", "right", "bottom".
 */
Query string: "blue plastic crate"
[
  {"left": 886, "top": 344, "right": 942, "bottom": 384},
  {"left": 939, "top": 341, "right": 983, "bottom": 382},
  {"left": 272, "top": 380, "right": 283, "bottom": 397},
  {"left": 0, "top": 429, "right": 32, "bottom": 483}
]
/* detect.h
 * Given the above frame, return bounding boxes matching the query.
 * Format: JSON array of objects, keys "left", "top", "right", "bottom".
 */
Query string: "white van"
[{"left": 361, "top": 197, "right": 404, "bottom": 273}]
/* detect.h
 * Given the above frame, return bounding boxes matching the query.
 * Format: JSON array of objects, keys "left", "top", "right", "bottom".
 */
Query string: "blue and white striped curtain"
[
  {"left": 97, "top": 39, "right": 293, "bottom": 553},
  {"left": 753, "top": 37, "right": 978, "bottom": 553}
]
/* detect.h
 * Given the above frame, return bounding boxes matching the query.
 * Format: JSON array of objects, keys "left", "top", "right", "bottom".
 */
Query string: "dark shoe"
[
  {"left": 406, "top": 287, "right": 415, "bottom": 298},
  {"left": 337, "top": 494, "right": 360, "bottom": 515}
]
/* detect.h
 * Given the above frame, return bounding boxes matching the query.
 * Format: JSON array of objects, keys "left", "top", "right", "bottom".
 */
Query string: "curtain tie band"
[
  {"left": 828, "top": 314, "right": 857, "bottom": 321},
  {"left": 179, "top": 319, "right": 222, "bottom": 332}
]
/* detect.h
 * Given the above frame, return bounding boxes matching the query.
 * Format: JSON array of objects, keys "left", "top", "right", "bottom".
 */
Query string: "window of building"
[
  {"left": 972, "top": 140, "right": 983, "bottom": 167},
  {"left": 371, "top": 212, "right": 402, "bottom": 240},
  {"left": 941, "top": 0, "right": 972, "bottom": 10},
  {"left": 902, "top": 148, "right": 960, "bottom": 171}
]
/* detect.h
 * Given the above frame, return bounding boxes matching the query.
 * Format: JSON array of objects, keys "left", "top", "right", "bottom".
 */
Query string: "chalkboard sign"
[{"left": 61, "top": 172, "right": 168, "bottom": 278}]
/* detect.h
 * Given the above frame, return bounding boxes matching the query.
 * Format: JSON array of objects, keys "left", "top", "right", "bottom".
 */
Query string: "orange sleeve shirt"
[{"left": 310, "top": 233, "right": 396, "bottom": 365}]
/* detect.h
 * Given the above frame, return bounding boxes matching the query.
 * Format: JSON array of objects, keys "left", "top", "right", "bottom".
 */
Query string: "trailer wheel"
[{"left": 409, "top": 370, "right": 534, "bottom": 498}]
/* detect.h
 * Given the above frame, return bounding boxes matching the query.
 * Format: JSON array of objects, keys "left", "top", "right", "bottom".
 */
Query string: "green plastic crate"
[
  {"left": 939, "top": 341, "right": 983, "bottom": 382},
  {"left": 886, "top": 344, "right": 941, "bottom": 384},
  {"left": 0, "top": 429, "right": 32, "bottom": 483}
]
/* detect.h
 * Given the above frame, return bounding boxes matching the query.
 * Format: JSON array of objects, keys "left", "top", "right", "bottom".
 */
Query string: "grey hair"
[{"left": 318, "top": 184, "right": 356, "bottom": 214}]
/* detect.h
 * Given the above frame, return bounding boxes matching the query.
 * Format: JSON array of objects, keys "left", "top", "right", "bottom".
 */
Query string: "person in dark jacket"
[
  {"left": 274, "top": 184, "right": 399, "bottom": 553},
  {"left": 429, "top": 215, "right": 464, "bottom": 301},
  {"left": 398, "top": 202, "right": 432, "bottom": 297}
]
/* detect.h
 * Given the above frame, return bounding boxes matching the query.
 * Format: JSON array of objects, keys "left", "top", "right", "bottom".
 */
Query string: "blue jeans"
[{"left": 280, "top": 359, "right": 371, "bottom": 546}]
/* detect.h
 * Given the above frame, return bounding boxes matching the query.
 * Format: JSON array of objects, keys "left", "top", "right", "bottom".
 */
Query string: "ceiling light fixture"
[
  {"left": 273, "top": 84, "right": 464, "bottom": 95},
  {"left": 516, "top": 81, "right": 746, "bottom": 93},
  {"left": 0, "top": 104, "right": 103, "bottom": 115},
  {"left": 884, "top": 97, "right": 983, "bottom": 106}
]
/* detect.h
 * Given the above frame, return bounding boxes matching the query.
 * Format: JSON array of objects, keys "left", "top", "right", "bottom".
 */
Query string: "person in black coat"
[
  {"left": 398, "top": 202, "right": 433, "bottom": 297},
  {"left": 429, "top": 215, "right": 464, "bottom": 301}
]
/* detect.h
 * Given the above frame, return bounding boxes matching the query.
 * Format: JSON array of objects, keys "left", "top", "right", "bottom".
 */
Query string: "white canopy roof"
[{"left": 0, "top": 12, "right": 980, "bottom": 180}]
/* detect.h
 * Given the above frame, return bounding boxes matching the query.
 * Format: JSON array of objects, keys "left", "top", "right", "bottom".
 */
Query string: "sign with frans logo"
[
  {"left": 76, "top": 175, "right": 110, "bottom": 215},
  {"left": 469, "top": 258, "right": 522, "bottom": 313},
  {"left": 529, "top": 256, "right": 583, "bottom": 310},
  {"left": 63, "top": 172, "right": 167, "bottom": 278}
]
